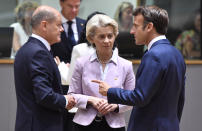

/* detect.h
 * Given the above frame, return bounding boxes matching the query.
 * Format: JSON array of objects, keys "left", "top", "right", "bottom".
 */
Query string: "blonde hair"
[
  {"left": 15, "top": 1, "right": 38, "bottom": 25},
  {"left": 114, "top": 2, "right": 133, "bottom": 28},
  {"left": 86, "top": 14, "right": 118, "bottom": 44}
]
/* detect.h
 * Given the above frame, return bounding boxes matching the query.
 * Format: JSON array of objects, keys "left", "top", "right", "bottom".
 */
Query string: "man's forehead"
[{"left": 134, "top": 15, "right": 144, "bottom": 22}]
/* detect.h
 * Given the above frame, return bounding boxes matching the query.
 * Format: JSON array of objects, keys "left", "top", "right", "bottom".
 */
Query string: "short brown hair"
[{"left": 133, "top": 6, "right": 169, "bottom": 35}]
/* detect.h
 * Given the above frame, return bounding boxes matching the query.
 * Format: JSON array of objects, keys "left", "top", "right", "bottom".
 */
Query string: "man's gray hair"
[{"left": 31, "top": 9, "right": 56, "bottom": 29}]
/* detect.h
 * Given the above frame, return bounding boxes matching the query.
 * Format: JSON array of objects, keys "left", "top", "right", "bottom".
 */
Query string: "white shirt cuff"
[{"left": 64, "top": 96, "right": 68, "bottom": 108}]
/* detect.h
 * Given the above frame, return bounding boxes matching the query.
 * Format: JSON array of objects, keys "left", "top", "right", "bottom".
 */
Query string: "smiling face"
[{"left": 91, "top": 26, "right": 116, "bottom": 54}]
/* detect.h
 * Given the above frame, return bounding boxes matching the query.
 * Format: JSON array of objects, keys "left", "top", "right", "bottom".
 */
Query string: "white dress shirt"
[
  {"left": 147, "top": 35, "right": 166, "bottom": 50},
  {"left": 61, "top": 14, "right": 79, "bottom": 42}
]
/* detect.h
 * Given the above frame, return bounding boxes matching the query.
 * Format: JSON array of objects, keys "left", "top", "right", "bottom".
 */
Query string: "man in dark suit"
[
  {"left": 51, "top": 0, "right": 85, "bottom": 63},
  {"left": 51, "top": 1, "right": 85, "bottom": 130},
  {"left": 14, "top": 5, "right": 76, "bottom": 131},
  {"left": 93, "top": 6, "right": 186, "bottom": 131}
]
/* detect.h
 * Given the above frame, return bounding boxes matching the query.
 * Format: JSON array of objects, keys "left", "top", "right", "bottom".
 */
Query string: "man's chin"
[
  {"left": 135, "top": 41, "right": 144, "bottom": 45},
  {"left": 56, "top": 38, "right": 61, "bottom": 43},
  {"left": 51, "top": 39, "right": 61, "bottom": 45}
]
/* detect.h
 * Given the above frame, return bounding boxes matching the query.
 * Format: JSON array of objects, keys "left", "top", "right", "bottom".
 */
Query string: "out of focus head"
[
  {"left": 130, "top": 6, "right": 169, "bottom": 45},
  {"left": 15, "top": 1, "right": 38, "bottom": 25},
  {"left": 114, "top": 2, "right": 133, "bottom": 31},
  {"left": 194, "top": 10, "right": 201, "bottom": 32},
  {"left": 31, "top": 6, "right": 64, "bottom": 45},
  {"left": 60, "top": 0, "right": 81, "bottom": 21},
  {"left": 86, "top": 14, "right": 118, "bottom": 54}
]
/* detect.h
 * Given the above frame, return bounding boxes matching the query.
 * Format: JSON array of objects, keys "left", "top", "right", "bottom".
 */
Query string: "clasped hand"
[
  {"left": 88, "top": 96, "right": 118, "bottom": 115},
  {"left": 64, "top": 95, "right": 76, "bottom": 110}
]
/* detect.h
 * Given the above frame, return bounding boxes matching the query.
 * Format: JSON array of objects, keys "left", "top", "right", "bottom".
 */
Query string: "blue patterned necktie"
[{"left": 67, "top": 21, "right": 76, "bottom": 45}]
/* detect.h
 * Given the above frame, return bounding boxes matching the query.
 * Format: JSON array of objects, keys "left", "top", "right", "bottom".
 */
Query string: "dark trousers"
[
  {"left": 73, "top": 117, "right": 125, "bottom": 131},
  {"left": 62, "top": 85, "right": 75, "bottom": 131}
]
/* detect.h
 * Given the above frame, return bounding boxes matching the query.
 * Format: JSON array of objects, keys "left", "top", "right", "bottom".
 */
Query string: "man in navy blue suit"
[
  {"left": 51, "top": 0, "right": 85, "bottom": 63},
  {"left": 50, "top": 0, "right": 85, "bottom": 130},
  {"left": 14, "top": 5, "right": 76, "bottom": 131},
  {"left": 93, "top": 6, "right": 186, "bottom": 131}
]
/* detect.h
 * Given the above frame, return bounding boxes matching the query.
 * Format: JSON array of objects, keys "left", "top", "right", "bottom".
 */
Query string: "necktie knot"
[{"left": 67, "top": 21, "right": 73, "bottom": 26}]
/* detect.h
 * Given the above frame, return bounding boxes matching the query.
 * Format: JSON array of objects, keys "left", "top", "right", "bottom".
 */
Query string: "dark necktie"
[
  {"left": 144, "top": 49, "right": 148, "bottom": 54},
  {"left": 67, "top": 21, "right": 76, "bottom": 46}
]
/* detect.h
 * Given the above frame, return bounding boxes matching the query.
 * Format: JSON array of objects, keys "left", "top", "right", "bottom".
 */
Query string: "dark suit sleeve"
[
  {"left": 30, "top": 50, "right": 66, "bottom": 111},
  {"left": 107, "top": 53, "right": 163, "bottom": 107},
  {"left": 177, "top": 76, "right": 185, "bottom": 121}
]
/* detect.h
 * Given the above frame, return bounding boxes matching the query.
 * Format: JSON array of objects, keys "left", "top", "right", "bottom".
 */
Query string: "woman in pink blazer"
[{"left": 68, "top": 14, "right": 135, "bottom": 131}]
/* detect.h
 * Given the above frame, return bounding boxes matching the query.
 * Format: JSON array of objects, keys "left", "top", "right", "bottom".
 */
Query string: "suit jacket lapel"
[
  {"left": 30, "top": 37, "right": 63, "bottom": 93},
  {"left": 76, "top": 18, "right": 84, "bottom": 38}
]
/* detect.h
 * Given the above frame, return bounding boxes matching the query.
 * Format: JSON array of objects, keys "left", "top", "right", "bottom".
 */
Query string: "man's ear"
[
  {"left": 41, "top": 21, "right": 47, "bottom": 31},
  {"left": 146, "top": 22, "right": 154, "bottom": 32}
]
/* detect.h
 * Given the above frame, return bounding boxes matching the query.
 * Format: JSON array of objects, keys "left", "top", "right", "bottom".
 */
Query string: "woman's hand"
[
  {"left": 88, "top": 96, "right": 118, "bottom": 115},
  {"left": 87, "top": 96, "right": 107, "bottom": 111},
  {"left": 98, "top": 103, "right": 118, "bottom": 115}
]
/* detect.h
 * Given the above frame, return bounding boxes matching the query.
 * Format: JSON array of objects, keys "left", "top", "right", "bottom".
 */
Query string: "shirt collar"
[
  {"left": 147, "top": 35, "right": 166, "bottom": 50},
  {"left": 61, "top": 14, "right": 76, "bottom": 24},
  {"left": 90, "top": 50, "right": 118, "bottom": 65},
  {"left": 31, "top": 33, "right": 51, "bottom": 51}
]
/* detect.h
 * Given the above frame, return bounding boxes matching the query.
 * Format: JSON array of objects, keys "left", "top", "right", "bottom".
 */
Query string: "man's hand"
[
  {"left": 64, "top": 95, "right": 76, "bottom": 110},
  {"left": 54, "top": 56, "right": 61, "bottom": 65},
  {"left": 91, "top": 80, "right": 111, "bottom": 96}
]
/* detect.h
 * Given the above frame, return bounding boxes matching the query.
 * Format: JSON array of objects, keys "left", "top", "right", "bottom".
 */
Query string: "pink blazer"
[{"left": 68, "top": 53, "right": 135, "bottom": 128}]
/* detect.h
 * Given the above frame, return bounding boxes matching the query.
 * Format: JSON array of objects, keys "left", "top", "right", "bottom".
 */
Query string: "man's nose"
[
  {"left": 130, "top": 27, "right": 135, "bottom": 34},
  {"left": 72, "top": 7, "right": 77, "bottom": 12},
  {"left": 60, "top": 26, "right": 64, "bottom": 32}
]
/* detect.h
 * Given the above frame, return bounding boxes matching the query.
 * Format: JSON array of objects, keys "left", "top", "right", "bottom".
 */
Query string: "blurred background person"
[
  {"left": 114, "top": 2, "right": 144, "bottom": 59},
  {"left": 10, "top": 1, "right": 38, "bottom": 58},
  {"left": 175, "top": 9, "right": 201, "bottom": 59},
  {"left": 51, "top": 0, "right": 85, "bottom": 63},
  {"left": 68, "top": 14, "right": 135, "bottom": 131},
  {"left": 114, "top": 1, "right": 133, "bottom": 32}
]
